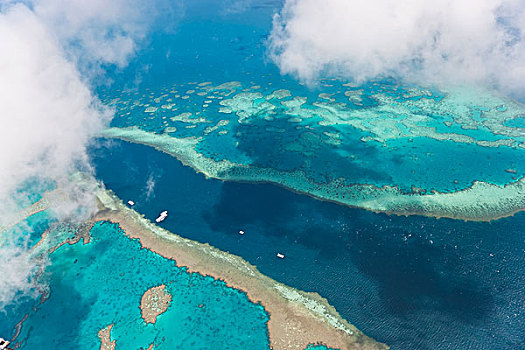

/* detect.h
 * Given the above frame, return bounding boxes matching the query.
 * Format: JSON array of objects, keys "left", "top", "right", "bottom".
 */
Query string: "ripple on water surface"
[{"left": 89, "top": 139, "right": 525, "bottom": 350}]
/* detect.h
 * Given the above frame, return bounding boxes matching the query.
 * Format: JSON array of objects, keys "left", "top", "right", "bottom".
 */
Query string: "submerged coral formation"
[
  {"left": 101, "top": 126, "right": 525, "bottom": 221},
  {"left": 99, "top": 79, "right": 525, "bottom": 221}
]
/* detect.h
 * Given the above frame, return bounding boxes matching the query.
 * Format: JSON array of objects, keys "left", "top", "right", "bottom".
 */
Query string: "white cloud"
[
  {"left": 268, "top": 0, "right": 525, "bottom": 92},
  {"left": 145, "top": 172, "right": 158, "bottom": 200},
  {"left": 0, "top": 226, "right": 46, "bottom": 310},
  {"left": 222, "top": 0, "right": 254, "bottom": 15},
  {"left": 0, "top": 3, "right": 110, "bottom": 310},
  {"left": 0, "top": 0, "right": 180, "bottom": 311},
  {"left": 33, "top": 0, "right": 146, "bottom": 68},
  {"left": 0, "top": 4, "right": 108, "bottom": 216}
]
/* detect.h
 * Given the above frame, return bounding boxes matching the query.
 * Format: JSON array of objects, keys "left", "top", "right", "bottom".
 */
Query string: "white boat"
[
  {"left": 0, "top": 338, "right": 10, "bottom": 350},
  {"left": 155, "top": 210, "right": 168, "bottom": 223},
  {"left": 238, "top": 230, "right": 244, "bottom": 235},
  {"left": 276, "top": 253, "right": 285, "bottom": 259},
  {"left": 127, "top": 200, "right": 135, "bottom": 206}
]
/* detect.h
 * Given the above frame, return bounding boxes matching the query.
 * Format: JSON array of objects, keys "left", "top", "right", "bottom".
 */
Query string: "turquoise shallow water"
[
  {"left": 9, "top": 178, "right": 55, "bottom": 210},
  {"left": 4, "top": 0, "right": 525, "bottom": 349},
  {"left": 99, "top": 0, "right": 525, "bottom": 194},
  {"left": 11, "top": 222, "right": 271, "bottom": 349},
  {"left": 5, "top": 209, "right": 55, "bottom": 245},
  {"left": 102, "top": 78, "right": 525, "bottom": 193},
  {"left": 89, "top": 139, "right": 525, "bottom": 350},
  {"left": 504, "top": 115, "right": 525, "bottom": 128}
]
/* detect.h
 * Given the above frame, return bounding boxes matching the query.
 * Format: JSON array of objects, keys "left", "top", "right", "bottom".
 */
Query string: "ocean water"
[
  {"left": 90, "top": 139, "right": 525, "bottom": 350},
  {"left": 5, "top": 0, "right": 525, "bottom": 349},
  {"left": 6, "top": 209, "right": 56, "bottom": 246},
  {"left": 504, "top": 116, "right": 525, "bottom": 129},
  {"left": 9, "top": 177, "right": 56, "bottom": 209},
  {"left": 100, "top": 75, "right": 525, "bottom": 194},
  {"left": 11, "top": 221, "right": 272, "bottom": 349},
  {"left": 0, "top": 210, "right": 56, "bottom": 341},
  {"left": 98, "top": 0, "right": 525, "bottom": 198},
  {"left": 87, "top": 2, "right": 525, "bottom": 347}
]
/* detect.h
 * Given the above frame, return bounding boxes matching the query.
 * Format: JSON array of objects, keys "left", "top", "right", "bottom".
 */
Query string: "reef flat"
[
  {"left": 101, "top": 80, "right": 525, "bottom": 149},
  {"left": 94, "top": 189, "right": 387, "bottom": 350},
  {"left": 12, "top": 203, "right": 270, "bottom": 349},
  {"left": 0, "top": 189, "right": 55, "bottom": 232},
  {"left": 100, "top": 127, "right": 525, "bottom": 221},
  {"left": 140, "top": 285, "right": 172, "bottom": 324},
  {"left": 97, "top": 325, "right": 116, "bottom": 350},
  {"left": 7, "top": 184, "right": 386, "bottom": 349}
]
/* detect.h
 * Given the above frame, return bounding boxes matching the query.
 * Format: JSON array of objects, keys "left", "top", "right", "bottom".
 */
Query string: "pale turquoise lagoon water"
[
  {"left": 9, "top": 178, "right": 55, "bottom": 210},
  {"left": 504, "top": 115, "right": 525, "bottom": 129},
  {"left": 3, "top": 0, "right": 525, "bottom": 349},
  {"left": 89, "top": 138, "right": 525, "bottom": 350},
  {"left": 102, "top": 78, "right": 525, "bottom": 194},
  {"left": 98, "top": 0, "right": 525, "bottom": 195},
  {"left": 11, "top": 221, "right": 272, "bottom": 349}
]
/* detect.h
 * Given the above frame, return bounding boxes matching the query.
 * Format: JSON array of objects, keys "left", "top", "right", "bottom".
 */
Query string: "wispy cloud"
[
  {"left": 145, "top": 171, "right": 160, "bottom": 201},
  {"left": 32, "top": 0, "right": 182, "bottom": 71},
  {"left": 0, "top": 0, "right": 180, "bottom": 310},
  {"left": 222, "top": 0, "right": 254, "bottom": 15},
  {"left": 0, "top": 224, "right": 46, "bottom": 310},
  {"left": 268, "top": 0, "right": 525, "bottom": 93},
  {"left": 0, "top": 3, "right": 109, "bottom": 219}
]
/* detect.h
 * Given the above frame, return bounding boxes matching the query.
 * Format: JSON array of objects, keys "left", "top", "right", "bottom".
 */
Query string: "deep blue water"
[
  {"left": 4, "top": 0, "right": 524, "bottom": 349},
  {"left": 90, "top": 139, "right": 525, "bottom": 350},
  {"left": 101, "top": 75, "right": 525, "bottom": 194},
  {"left": 97, "top": 0, "right": 525, "bottom": 196},
  {"left": 100, "top": 0, "right": 285, "bottom": 89}
]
